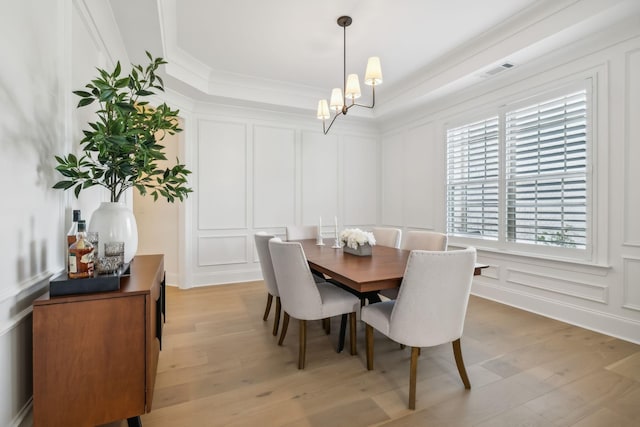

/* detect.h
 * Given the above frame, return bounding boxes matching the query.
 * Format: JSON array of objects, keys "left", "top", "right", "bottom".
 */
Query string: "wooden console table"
[{"left": 32, "top": 255, "right": 165, "bottom": 427}]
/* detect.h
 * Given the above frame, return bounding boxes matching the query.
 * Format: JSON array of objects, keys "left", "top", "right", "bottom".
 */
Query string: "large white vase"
[{"left": 88, "top": 202, "right": 138, "bottom": 264}]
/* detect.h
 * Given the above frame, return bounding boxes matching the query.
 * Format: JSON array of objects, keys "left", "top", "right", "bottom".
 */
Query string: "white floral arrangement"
[{"left": 339, "top": 228, "right": 376, "bottom": 250}]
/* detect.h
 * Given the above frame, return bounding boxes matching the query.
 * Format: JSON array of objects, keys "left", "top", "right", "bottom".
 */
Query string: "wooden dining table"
[
  {"left": 296, "top": 239, "right": 487, "bottom": 352},
  {"left": 298, "top": 238, "right": 487, "bottom": 294}
]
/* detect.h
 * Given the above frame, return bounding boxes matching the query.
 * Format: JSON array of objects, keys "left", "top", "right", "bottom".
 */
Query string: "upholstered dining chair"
[
  {"left": 401, "top": 230, "right": 448, "bottom": 252},
  {"left": 268, "top": 238, "right": 360, "bottom": 369},
  {"left": 285, "top": 225, "right": 318, "bottom": 241},
  {"left": 254, "top": 232, "right": 281, "bottom": 336},
  {"left": 362, "top": 247, "right": 477, "bottom": 409},
  {"left": 285, "top": 224, "right": 326, "bottom": 284},
  {"left": 372, "top": 227, "right": 402, "bottom": 248},
  {"left": 379, "top": 230, "right": 449, "bottom": 301}
]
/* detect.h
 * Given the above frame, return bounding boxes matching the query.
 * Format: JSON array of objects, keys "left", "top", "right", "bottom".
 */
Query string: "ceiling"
[{"left": 108, "top": 0, "right": 639, "bottom": 120}]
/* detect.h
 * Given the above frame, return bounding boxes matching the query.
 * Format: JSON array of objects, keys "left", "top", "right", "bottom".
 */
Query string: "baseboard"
[
  {"left": 472, "top": 281, "right": 640, "bottom": 344},
  {"left": 191, "top": 269, "right": 263, "bottom": 288},
  {"left": 10, "top": 398, "right": 32, "bottom": 427}
]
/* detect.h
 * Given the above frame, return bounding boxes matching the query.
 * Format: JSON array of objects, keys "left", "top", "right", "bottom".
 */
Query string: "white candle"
[
  {"left": 319, "top": 216, "right": 322, "bottom": 230},
  {"left": 334, "top": 216, "right": 338, "bottom": 238}
]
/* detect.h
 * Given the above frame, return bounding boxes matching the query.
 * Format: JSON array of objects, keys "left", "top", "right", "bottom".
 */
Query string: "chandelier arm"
[
  {"left": 322, "top": 113, "right": 342, "bottom": 135},
  {"left": 347, "top": 85, "right": 377, "bottom": 109}
]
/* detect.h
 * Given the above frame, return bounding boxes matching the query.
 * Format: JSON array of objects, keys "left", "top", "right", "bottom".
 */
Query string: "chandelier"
[{"left": 316, "top": 16, "right": 383, "bottom": 135}]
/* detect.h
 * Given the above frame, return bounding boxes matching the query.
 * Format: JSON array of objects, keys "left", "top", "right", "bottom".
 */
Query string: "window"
[
  {"left": 446, "top": 86, "right": 589, "bottom": 254},
  {"left": 446, "top": 117, "right": 500, "bottom": 239}
]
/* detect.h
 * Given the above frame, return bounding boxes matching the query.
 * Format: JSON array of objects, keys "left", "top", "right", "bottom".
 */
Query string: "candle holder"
[
  {"left": 332, "top": 238, "right": 342, "bottom": 249},
  {"left": 316, "top": 234, "right": 325, "bottom": 246}
]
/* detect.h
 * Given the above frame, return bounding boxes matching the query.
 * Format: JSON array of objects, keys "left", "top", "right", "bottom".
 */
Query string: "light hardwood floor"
[{"left": 103, "top": 281, "right": 640, "bottom": 427}]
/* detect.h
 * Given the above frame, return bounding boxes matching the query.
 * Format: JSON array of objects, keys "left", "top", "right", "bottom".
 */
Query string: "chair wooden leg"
[
  {"left": 365, "top": 324, "right": 374, "bottom": 370},
  {"left": 409, "top": 347, "right": 420, "bottom": 410},
  {"left": 349, "top": 312, "right": 357, "bottom": 355},
  {"left": 322, "top": 318, "right": 331, "bottom": 335},
  {"left": 298, "top": 319, "right": 307, "bottom": 369},
  {"left": 452, "top": 338, "right": 471, "bottom": 389},
  {"left": 272, "top": 296, "right": 281, "bottom": 336},
  {"left": 263, "top": 293, "right": 273, "bottom": 321},
  {"left": 278, "top": 312, "right": 289, "bottom": 346}
]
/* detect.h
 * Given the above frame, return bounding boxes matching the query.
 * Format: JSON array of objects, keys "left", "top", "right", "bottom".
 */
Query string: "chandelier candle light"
[{"left": 317, "top": 16, "right": 383, "bottom": 135}]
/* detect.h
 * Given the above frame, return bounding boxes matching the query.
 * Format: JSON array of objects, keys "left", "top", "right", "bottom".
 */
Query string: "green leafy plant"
[
  {"left": 53, "top": 52, "right": 192, "bottom": 203},
  {"left": 536, "top": 226, "right": 577, "bottom": 248}
]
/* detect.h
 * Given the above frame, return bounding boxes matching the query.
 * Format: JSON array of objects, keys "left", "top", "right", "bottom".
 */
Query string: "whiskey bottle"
[
  {"left": 66, "top": 209, "right": 81, "bottom": 271},
  {"left": 68, "top": 220, "right": 94, "bottom": 279},
  {"left": 66, "top": 210, "right": 81, "bottom": 247}
]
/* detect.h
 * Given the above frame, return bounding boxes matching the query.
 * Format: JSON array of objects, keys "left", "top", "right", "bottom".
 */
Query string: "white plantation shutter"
[
  {"left": 505, "top": 90, "right": 587, "bottom": 248},
  {"left": 445, "top": 84, "right": 590, "bottom": 255},
  {"left": 446, "top": 117, "right": 500, "bottom": 239}
]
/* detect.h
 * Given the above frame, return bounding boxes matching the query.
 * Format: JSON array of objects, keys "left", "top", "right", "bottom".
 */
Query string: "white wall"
[
  {"left": 378, "top": 16, "right": 640, "bottom": 344},
  {"left": 0, "top": 1, "right": 66, "bottom": 425},
  {"left": 133, "top": 119, "right": 183, "bottom": 285},
  {"left": 0, "top": 1, "right": 128, "bottom": 425}
]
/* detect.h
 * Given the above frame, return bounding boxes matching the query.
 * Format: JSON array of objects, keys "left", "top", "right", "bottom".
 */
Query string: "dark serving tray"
[{"left": 49, "top": 263, "right": 130, "bottom": 297}]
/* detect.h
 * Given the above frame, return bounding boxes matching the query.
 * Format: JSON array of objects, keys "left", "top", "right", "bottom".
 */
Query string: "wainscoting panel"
[
  {"left": 380, "top": 132, "right": 404, "bottom": 226},
  {"left": 198, "top": 235, "right": 248, "bottom": 266},
  {"left": 622, "top": 257, "right": 640, "bottom": 312},
  {"left": 198, "top": 120, "right": 247, "bottom": 230},
  {"left": 624, "top": 49, "right": 640, "bottom": 246},
  {"left": 404, "top": 123, "right": 437, "bottom": 229},
  {"left": 343, "top": 135, "right": 378, "bottom": 226},
  {"left": 505, "top": 268, "right": 608, "bottom": 304},
  {"left": 301, "top": 131, "right": 338, "bottom": 225},
  {"left": 252, "top": 125, "right": 296, "bottom": 228}
]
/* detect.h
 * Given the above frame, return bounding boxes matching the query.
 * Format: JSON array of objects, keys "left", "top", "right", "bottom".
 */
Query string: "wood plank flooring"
[{"left": 102, "top": 281, "right": 640, "bottom": 427}]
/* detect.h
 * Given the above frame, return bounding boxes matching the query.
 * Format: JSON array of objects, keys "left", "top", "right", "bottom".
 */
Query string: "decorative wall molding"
[
  {"left": 505, "top": 268, "right": 608, "bottom": 304},
  {"left": 622, "top": 257, "right": 640, "bottom": 312},
  {"left": 251, "top": 125, "right": 296, "bottom": 229},
  {"left": 623, "top": 48, "right": 640, "bottom": 246},
  {"left": 198, "top": 235, "right": 248, "bottom": 267},
  {"left": 197, "top": 120, "right": 248, "bottom": 230}
]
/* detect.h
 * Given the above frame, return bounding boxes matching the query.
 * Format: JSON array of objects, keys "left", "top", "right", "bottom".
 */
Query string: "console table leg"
[{"left": 127, "top": 416, "right": 142, "bottom": 427}]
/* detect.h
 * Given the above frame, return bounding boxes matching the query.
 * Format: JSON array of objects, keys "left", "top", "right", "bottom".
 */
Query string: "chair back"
[
  {"left": 402, "top": 230, "right": 448, "bottom": 251},
  {"left": 254, "top": 233, "right": 279, "bottom": 297},
  {"left": 285, "top": 225, "right": 318, "bottom": 241},
  {"left": 268, "top": 239, "right": 323, "bottom": 319},
  {"left": 390, "top": 247, "right": 476, "bottom": 347},
  {"left": 372, "top": 227, "right": 402, "bottom": 248}
]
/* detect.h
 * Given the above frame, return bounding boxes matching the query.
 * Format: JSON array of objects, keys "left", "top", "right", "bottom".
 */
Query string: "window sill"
[{"left": 448, "top": 242, "right": 611, "bottom": 274}]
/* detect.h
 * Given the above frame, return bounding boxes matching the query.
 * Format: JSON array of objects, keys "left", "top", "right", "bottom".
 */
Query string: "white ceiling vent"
[{"left": 482, "top": 62, "right": 515, "bottom": 77}]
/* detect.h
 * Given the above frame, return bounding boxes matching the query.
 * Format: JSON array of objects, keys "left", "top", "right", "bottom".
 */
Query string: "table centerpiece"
[{"left": 340, "top": 228, "right": 376, "bottom": 256}]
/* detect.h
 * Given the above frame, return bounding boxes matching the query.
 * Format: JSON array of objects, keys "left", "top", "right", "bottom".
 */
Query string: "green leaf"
[
  {"left": 77, "top": 98, "right": 95, "bottom": 108},
  {"left": 98, "top": 89, "right": 115, "bottom": 102},
  {"left": 115, "top": 102, "right": 136, "bottom": 113},
  {"left": 73, "top": 90, "right": 93, "bottom": 98},
  {"left": 115, "top": 77, "right": 130, "bottom": 88},
  {"left": 53, "top": 180, "right": 75, "bottom": 190},
  {"left": 114, "top": 61, "right": 121, "bottom": 77}
]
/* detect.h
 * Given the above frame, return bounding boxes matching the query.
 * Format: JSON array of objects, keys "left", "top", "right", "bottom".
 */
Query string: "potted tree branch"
[{"left": 53, "top": 52, "right": 192, "bottom": 263}]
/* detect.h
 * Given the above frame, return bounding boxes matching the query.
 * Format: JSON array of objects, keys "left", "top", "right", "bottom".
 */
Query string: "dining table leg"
[{"left": 337, "top": 313, "right": 348, "bottom": 353}]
